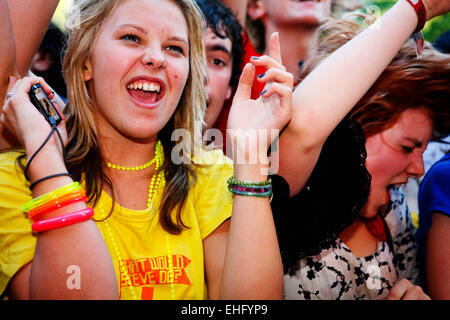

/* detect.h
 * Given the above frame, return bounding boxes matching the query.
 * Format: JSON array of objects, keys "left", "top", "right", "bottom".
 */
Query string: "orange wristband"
[
  {"left": 28, "top": 195, "right": 88, "bottom": 222},
  {"left": 28, "top": 189, "right": 87, "bottom": 221}
]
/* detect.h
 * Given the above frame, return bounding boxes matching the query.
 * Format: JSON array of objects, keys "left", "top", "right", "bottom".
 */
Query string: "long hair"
[
  {"left": 62, "top": 0, "right": 207, "bottom": 234},
  {"left": 299, "top": 13, "right": 450, "bottom": 140}
]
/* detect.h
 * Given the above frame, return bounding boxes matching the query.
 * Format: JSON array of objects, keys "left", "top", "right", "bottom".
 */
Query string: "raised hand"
[
  {"left": 227, "top": 32, "right": 293, "bottom": 165},
  {"left": 422, "top": 0, "right": 450, "bottom": 20},
  {"left": 1, "top": 76, "right": 67, "bottom": 156}
]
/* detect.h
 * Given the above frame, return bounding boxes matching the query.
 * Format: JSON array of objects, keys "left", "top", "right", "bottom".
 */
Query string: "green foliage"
[{"left": 364, "top": 0, "right": 450, "bottom": 43}]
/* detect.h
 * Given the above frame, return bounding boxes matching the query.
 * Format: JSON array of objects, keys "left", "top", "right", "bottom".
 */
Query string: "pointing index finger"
[{"left": 268, "top": 32, "right": 282, "bottom": 65}]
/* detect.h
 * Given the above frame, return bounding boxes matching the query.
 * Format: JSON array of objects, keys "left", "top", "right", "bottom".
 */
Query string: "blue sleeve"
[
  {"left": 417, "top": 156, "right": 450, "bottom": 285},
  {"left": 419, "top": 160, "right": 450, "bottom": 217}
]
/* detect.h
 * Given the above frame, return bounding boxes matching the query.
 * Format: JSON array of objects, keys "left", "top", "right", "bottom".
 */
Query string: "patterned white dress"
[{"left": 283, "top": 187, "right": 419, "bottom": 300}]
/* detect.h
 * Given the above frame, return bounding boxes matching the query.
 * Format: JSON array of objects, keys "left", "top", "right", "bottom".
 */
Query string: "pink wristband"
[{"left": 31, "top": 208, "right": 94, "bottom": 233}]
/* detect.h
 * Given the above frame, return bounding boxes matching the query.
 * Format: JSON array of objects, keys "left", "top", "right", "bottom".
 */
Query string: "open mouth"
[
  {"left": 127, "top": 77, "right": 165, "bottom": 106},
  {"left": 386, "top": 184, "right": 395, "bottom": 192},
  {"left": 291, "top": 0, "right": 322, "bottom": 2},
  {"left": 386, "top": 181, "right": 408, "bottom": 192},
  {"left": 385, "top": 181, "right": 407, "bottom": 204}
]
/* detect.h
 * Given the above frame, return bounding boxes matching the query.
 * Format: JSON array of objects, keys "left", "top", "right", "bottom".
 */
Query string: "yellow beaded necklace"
[
  {"left": 100, "top": 140, "right": 176, "bottom": 300},
  {"left": 106, "top": 149, "right": 158, "bottom": 171},
  {"left": 106, "top": 140, "right": 164, "bottom": 209}
]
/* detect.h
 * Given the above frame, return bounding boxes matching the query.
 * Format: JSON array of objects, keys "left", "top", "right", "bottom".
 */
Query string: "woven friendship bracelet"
[
  {"left": 227, "top": 176, "right": 272, "bottom": 198},
  {"left": 227, "top": 176, "right": 272, "bottom": 186}
]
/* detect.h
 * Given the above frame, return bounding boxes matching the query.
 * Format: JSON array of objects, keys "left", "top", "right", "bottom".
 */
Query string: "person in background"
[
  {"left": 30, "top": 22, "right": 68, "bottom": 100},
  {"left": 402, "top": 29, "right": 450, "bottom": 228},
  {"left": 215, "top": 0, "right": 353, "bottom": 151},
  {"left": 194, "top": 0, "right": 243, "bottom": 133},
  {"left": 246, "top": 0, "right": 332, "bottom": 80},
  {"left": 416, "top": 150, "right": 450, "bottom": 300},
  {"left": 422, "top": 30, "right": 450, "bottom": 172},
  {"left": 414, "top": 30, "right": 450, "bottom": 300},
  {"left": 269, "top": 0, "right": 450, "bottom": 299}
]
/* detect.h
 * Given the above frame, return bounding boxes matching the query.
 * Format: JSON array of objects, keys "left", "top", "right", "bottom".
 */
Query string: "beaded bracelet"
[
  {"left": 227, "top": 176, "right": 272, "bottom": 198},
  {"left": 31, "top": 208, "right": 94, "bottom": 233},
  {"left": 23, "top": 182, "right": 81, "bottom": 213}
]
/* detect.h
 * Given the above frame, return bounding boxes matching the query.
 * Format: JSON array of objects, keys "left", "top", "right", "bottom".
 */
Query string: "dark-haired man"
[{"left": 195, "top": 0, "right": 243, "bottom": 132}]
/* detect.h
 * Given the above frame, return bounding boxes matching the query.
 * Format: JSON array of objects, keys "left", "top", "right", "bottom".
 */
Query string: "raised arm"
[
  {"left": 1, "top": 0, "right": 60, "bottom": 150},
  {"left": 0, "top": 0, "right": 19, "bottom": 150},
  {"left": 204, "top": 33, "right": 292, "bottom": 299},
  {"left": 2, "top": 77, "right": 118, "bottom": 299},
  {"left": 7, "top": 0, "right": 60, "bottom": 77},
  {"left": 275, "top": 0, "right": 450, "bottom": 195},
  {"left": 0, "top": 0, "right": 17, "bottom": 101}
]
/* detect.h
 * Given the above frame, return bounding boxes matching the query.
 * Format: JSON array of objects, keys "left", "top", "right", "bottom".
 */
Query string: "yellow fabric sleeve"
[
  {"left": 0, "top": 151, "right": 35, "bottom": 297},
  {"left": 191, "top": 149, "right": 234, "bottom": 240}
]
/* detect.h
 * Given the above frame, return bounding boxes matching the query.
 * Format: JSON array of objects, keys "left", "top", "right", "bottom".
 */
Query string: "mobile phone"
[{"left": 29, "top": 83, "right": 62, "bottom": 126}]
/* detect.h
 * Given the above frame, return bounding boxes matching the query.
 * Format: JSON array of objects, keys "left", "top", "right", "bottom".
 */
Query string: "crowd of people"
[{"left": 0, "top": 0, "right": 448, "bottom": 300}]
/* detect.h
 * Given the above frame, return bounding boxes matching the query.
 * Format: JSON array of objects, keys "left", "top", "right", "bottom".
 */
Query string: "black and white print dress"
[{"left": 283, "top": 187, "right": 419, "bottom": 300}]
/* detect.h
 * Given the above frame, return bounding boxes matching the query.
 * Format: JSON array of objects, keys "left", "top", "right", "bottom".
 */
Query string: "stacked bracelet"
[
  {"left": 23, "top": 181, "right": 92, "bottom": 233},
  {"left": 27, "top": 188, "right": 87, "bottom": 221},
  {"left": 31, "top": 208, "right": 94, "bottom": 233},
  {"left": 23, "top": 182, "right": 81, "bottom": 213},
  {"left": 227, "top": 176, "right": 272, "bottom": 198}
]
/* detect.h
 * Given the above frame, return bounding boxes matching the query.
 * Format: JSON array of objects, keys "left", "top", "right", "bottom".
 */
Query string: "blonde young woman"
[{"left": 0, "top": 0, "right": 293, "bottom": 299}]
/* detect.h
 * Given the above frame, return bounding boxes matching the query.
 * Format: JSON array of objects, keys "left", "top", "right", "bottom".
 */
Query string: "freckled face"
[
  {"left": 361, "top": 108, "right": 433, "bottom": 218},
  {"left": 83, "top": 0, "right": 190, "bottom": 142}
]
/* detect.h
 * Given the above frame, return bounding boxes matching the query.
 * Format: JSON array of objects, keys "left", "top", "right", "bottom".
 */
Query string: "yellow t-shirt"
[{"left": 0, "top": 149, "right": 234, "bottom": 300}]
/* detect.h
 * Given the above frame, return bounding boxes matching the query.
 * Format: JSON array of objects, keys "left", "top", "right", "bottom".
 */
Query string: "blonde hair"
[{"left": 63, "top": 0, "right": 207, "bottom": 233}]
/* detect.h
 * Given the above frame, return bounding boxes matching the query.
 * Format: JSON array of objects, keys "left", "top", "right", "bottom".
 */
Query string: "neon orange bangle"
[
  {"left": 27, "top": 188, "right": 86, "bottom": 220},
  {"left": 23, "top": 182, "right": 82, "bottom": 212},
  {"left": 31, "top": 208, "right": 94, "bottom": 233},
  {"left": 28, "top": 195, "right": 88, "bottom": 222}
]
